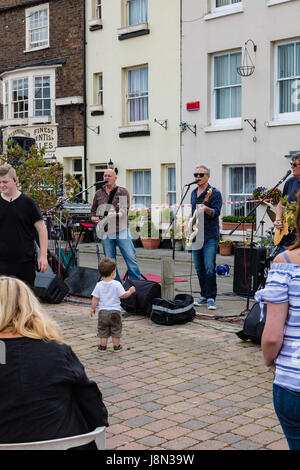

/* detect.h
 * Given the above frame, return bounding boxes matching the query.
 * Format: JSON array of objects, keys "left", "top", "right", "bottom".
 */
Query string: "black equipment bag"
[
  {"left": 121, "top": 273, "right": 161, "bottom": 316},
  {"left": 150, "top": 294, "right": 195, "bottom": 326},
  {"left": 236, "top": 302, "right": 267, "bottom": 345}
]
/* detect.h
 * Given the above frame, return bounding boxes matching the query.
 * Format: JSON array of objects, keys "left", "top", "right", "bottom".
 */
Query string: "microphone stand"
[
  {"left": 48, "top": 180, "right": 107, "bottom": 278},
  {"left": 163, "top": 184, "right": 193, "bottom": 261},
  {"left": 229, "top": 172, "right": 290, "bottom": 314}
]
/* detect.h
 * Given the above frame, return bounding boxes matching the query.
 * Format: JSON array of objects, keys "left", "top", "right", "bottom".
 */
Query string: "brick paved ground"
[{"left": 46, "top": 300, "right": 289, "bottom": 451}]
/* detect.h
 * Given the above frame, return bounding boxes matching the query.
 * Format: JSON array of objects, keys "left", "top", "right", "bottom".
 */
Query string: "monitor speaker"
[
  {"left": 233, "top": 247, "right": 267, "bottom": 296},
  {"left": 65, "top": 266, "right": 100, "bottom": 297},
  {"left": 34, "top": 271, "right": 69, "bottom": 303}
]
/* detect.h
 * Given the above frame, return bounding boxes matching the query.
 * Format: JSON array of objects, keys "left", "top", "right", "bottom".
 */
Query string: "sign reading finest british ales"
[{"left": 2, "top": 126, "right": 58, "bottom": 154}]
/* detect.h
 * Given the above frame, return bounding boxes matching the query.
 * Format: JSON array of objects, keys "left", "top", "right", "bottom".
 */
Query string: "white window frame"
[
  {"left": 95, "top": 0, "right": 102, "bottom": 19},
  {"left": 97, "top": 74, "right": 103, "bottom": 106},
  {"left": 1, "top": 68, "right": 55, "bottom": 125},
  {"left": 267, "top": 0, "right": 293, "bottom": 6},
  {"left": 127, "top": 66, "right": 149, "bottom": 125},
  {"left": 211, "top": 51, "right": 242, "bottom": 130},
  {"left": 274, "top": 39, "right": 300, "bottom": 124},
  {"left": 226, "top": 165, "right": 256, "bottom": 216},
  {"left": 25, "top": 3, "right": 50, "bottom": 53},
  {"left": 166, "top": 166, "right": 176, "bottom": 207},
  {"left": 127, "top": 0, "right": 148, "bottom": 27},
  {"left": 132, "top": 170, "right": 151, "bottom": 208}
]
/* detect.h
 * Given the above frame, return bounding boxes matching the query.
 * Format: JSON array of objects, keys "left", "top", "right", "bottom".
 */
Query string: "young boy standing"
[{"left": 90, "top": 257, "right": 135, "bottom": 352}]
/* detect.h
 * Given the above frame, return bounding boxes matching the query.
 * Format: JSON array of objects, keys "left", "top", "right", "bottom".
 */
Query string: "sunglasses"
[
  {"left": 194, "top": 173, "right": 208, "bottom": 178},
  {"left": 290, "top": 162, "right": 300, "bottom": 168}
]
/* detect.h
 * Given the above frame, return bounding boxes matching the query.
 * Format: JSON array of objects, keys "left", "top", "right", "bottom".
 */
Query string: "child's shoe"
[
  {"left": 113, "top": 344, "right": 122, "bottom": 352},
  {"left": 98, "top": 344, "right": 107, "bottom": 352}
]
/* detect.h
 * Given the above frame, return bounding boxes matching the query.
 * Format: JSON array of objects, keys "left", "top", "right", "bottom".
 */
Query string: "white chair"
[{"left": 0, "top": 426, "right": 106, "bottom": 450}]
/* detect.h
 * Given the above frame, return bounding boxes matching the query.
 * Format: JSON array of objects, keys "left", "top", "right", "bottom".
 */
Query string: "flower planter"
[
  {"left": 222, "top": 222, "right": 256, "bottom": 231},
  {"left": 141, "top": 237, "right": 161, "bottom": 250},
  {"left": 219, "top": 244, "right": 232, "bottom": 256}
]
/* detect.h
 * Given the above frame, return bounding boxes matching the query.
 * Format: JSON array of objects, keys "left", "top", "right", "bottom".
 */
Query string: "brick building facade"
[{"left": 0, "top": 0, "right": 85, "bottom": 181}]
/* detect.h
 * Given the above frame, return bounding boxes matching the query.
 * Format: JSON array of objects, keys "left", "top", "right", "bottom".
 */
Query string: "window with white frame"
[
  {"left": 12, "top": 78, "right": 28, "bottom": 118},
  {"left": 26, "top": 4, "right": 49, "bottom": 52},
  {"left": 2, "top": 69, "right": 55, "bottom": 122},
  {"left": 213, "top": 0, "right": 241, "bottom": 9},
  {"left": 97, "top": 74, "right": 103, "bottom": 105},
  {"left": 132, "top": 170, "right": 151, "bottom": 207},
  {"left": 95, "top": 0, "right": 102, "bottom": 19},
  {"left": 73, "top": 159, "right": 83, "bottom": 202},
  {"left": 128, "top": 0, "right": 148, "bottom": 26},
  {"left": 167, "top": 166, "right": 176, "bottom": 206},
  {"left": 127, "top": 66, "right": 148, "bottom": 123},
  {"left": 276, "top": 40, "right": 300, "bottom": 118},
  {"left": 227, "top": 166, "right": 256, "bottom": 217},
  {"left": 213, "top": 51, "right": 242, "bottom": 122}
]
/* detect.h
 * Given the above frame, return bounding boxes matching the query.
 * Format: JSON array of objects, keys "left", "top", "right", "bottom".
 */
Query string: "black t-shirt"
[
  {"left": 0, "top": 338, "right": 108, "bottom": 445},
  {"left": 0, "top": 193, "right": 43, "bottom": 262},
  {"left": 282, "top": 176, "right": 300, "bottom": 202}
]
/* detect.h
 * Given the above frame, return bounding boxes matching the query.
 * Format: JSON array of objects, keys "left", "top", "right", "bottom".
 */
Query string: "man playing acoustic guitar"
[
  {"left": 274, "top": 153, "right": 300, "bottom": 249},
  {"left": 190, "top": 165, "right": 222, "bottom": 310}
]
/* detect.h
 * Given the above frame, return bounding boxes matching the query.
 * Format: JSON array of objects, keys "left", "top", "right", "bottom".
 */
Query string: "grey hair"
[
  {"left": 195, "top": 165, "right": 210, "bottom": 175},
  {"left": 291, "top": 153, "right": 300, "bottom": 162}
]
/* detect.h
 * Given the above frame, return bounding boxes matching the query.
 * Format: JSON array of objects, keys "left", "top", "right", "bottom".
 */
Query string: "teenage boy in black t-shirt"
[{"left": 0, "top": 164, "right": 48, "bottom": 286}]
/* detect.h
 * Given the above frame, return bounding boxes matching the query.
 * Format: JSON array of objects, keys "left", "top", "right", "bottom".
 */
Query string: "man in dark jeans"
[
  {"left": 0, "top": 164, "right": 48, "bottom": 286},
  {"left": 190, "top": 165, "right": 222, "bottom": 310}
]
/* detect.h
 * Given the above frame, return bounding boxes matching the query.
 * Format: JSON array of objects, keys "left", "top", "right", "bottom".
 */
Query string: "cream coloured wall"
[
  {"left": 86, "top": 0, "right": 181, "bottom": 207},
  {"left": 182, "top": 0, "right": 300, "bottom": 229}
]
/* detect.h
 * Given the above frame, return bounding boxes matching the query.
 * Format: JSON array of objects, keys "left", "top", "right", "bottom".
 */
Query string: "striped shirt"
[{"left": 255, "top": 263, "right": 300, "bottom": 392}]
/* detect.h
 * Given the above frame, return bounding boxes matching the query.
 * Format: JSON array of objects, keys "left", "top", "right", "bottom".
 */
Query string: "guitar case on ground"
[
  {"left": 236, "top": 302, "right": 266, "bottom": 345},
  {"left": 150, "top": 294, "right": 195, "bottom": 326}
]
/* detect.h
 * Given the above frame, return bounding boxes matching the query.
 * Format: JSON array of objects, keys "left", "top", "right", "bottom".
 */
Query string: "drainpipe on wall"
[{"left": 83, "top": 0, "right": 88, "bottom": 202}]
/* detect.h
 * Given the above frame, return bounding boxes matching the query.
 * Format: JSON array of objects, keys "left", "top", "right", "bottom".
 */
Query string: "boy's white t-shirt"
[{"left": 92, "top": 280, "right": 126, "bottom": 311}]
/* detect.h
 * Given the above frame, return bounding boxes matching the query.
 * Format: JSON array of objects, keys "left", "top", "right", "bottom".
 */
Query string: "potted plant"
[
  {"left": 221, "top": 215, "right": 256, "bottom": 231},
  {"left": 219, "top": 238, "right": 233, "bottom": 256},
  {"left": 140, "top": 220, "right": 161, "bottom": 250}
]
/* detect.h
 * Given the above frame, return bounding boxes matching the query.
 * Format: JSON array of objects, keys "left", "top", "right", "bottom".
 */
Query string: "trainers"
[
  {"left": 194, "top": 297, "right": 207, "bottom": 306},
  {"left": 207, "top": 298, "right": 216, "bottom": 310},
  {"left": 98, "top": 345, "right": 107, "bottom": 352},
  {"left": 113, "top": 344, "right": 122, "bottom": 352}
]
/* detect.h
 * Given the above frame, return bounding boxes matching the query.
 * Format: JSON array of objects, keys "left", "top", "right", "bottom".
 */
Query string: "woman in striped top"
[{"left": 255, "top": 191, "right": 300, "bottom": 450}]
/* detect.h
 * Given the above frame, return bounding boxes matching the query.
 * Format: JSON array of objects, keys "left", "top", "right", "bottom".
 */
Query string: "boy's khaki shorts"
[{"left": 97, "top": 310, "right": 122, "bottom": 338}]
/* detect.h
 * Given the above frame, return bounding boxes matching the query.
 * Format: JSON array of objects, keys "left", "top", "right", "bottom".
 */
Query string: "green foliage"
[
  {"left": 0, "top": 141, "right": 80, "bottom": 213},
  {"left": 222, "top": 215, "right": 256, "bottom": 223},
  {"left": 140, "top": 220, "right": 159, "bottom": 238}
]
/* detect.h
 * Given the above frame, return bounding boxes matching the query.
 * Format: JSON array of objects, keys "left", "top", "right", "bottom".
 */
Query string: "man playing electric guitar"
[
  {"left": 274, "top": 153, "right": 300, "bottom": 250},
  {"left": 190, "top": 165, "right": 222, "bottom": 310}
]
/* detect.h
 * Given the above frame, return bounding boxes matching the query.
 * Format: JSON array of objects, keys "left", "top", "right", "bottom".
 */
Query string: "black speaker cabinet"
[
  {"left": 233, "top": 247, "right": 267, "bottom": 296},
  {"left": 65, "top": 266, "right": 100, "bottom": 297},
  {"left": 34, "top": 272, "right": 69, "bottom": 304}
]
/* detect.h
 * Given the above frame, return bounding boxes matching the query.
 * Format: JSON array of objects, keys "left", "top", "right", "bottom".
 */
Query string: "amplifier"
[{"left": 233, "top": 247, "right": 267, "bottom": 296}]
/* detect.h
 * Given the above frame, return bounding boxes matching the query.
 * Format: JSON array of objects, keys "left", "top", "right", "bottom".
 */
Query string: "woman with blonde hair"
[
  {"left": 255, "top": 190, "right": 300, "bottom": 450},
  {"left": 0, "top": 276, "right": 108, "bottom": 449}
]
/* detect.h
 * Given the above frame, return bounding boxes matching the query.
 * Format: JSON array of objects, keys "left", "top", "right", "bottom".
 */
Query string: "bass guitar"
[{"left": 185, "top": 187, "right": 213, "bottom": 248}]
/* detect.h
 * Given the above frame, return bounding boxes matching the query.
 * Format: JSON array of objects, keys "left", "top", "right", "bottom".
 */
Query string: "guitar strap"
[{"left": 103, "top": 186, "right": 119, "bottom": 232}]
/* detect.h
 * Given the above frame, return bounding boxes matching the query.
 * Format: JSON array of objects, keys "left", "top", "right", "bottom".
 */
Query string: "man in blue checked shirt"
[{"left": 190, "top": 165, "right": 222, "bottom": 310}]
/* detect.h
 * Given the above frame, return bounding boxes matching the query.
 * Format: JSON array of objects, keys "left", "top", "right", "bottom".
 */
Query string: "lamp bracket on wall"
[
  {"left": 244, "top": 118, "right": 256, "bottom": 132},
  {"left": 180, "top": 122, "right": 196, "bottom": 136},
  {"left": 87, "top": 125, "right": 100, "bottom": 135},
  {"left": 154, "top": 118, "right": 168, "bottom": 130}
]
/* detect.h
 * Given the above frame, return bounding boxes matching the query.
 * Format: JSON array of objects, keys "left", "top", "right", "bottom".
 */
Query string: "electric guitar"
[
  {"left": 96, "top": 211, "right": 116, "bottom": 239},
  {"left": 185, "top": 187, "right": 213, "bottom": 248}
]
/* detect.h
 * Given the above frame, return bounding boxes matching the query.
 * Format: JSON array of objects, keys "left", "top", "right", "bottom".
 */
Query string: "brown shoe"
[{"left": 113, "top": 345, "right": 122, "bottom": 352}]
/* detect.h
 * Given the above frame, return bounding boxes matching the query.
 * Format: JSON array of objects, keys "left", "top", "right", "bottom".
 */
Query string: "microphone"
[
  {"left": 96, "top": 180, "right": 108, "bottom": 185},
  {"left": 279, "top": 169, "right": 291, "bottom": 184},
  {"left": 184, "top": 180, "right": 199, "bottom": 187}
]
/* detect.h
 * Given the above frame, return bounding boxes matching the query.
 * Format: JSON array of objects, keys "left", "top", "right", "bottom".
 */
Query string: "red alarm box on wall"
[{"left": 186, "top": 101, "right": 200, "bottom": 111}]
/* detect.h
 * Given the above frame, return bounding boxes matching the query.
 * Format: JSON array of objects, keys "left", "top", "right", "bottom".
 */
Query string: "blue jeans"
[
  {"left": 102, "top": 229, "right": 141, "bottom": 282},
  {"left": 192, "top": 238, "right": 218, "bottom": 300},
  {"left": 273, "top": 384, "right": 300, "bottom": 450}
]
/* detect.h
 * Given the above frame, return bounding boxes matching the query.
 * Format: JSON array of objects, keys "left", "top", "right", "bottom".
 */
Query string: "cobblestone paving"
[{"left": 46, "top": 301, "right": 289, "bottom": 450}]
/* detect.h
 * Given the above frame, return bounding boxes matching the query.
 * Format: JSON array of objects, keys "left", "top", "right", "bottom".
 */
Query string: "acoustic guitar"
[
  {"left": 185, "top": 187, "right": 213, "bottom": 248},
  {"left": 273, "top": 210, "right": 294, "bottom": 246}
]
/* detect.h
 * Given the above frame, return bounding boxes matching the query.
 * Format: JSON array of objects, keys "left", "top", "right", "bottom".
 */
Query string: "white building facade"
[
  {"left": 181, "top": 0, "right": 300, "bottom": 232},
  {"left": 86, "top": 0, "right": 181, "bottom": 210}
]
